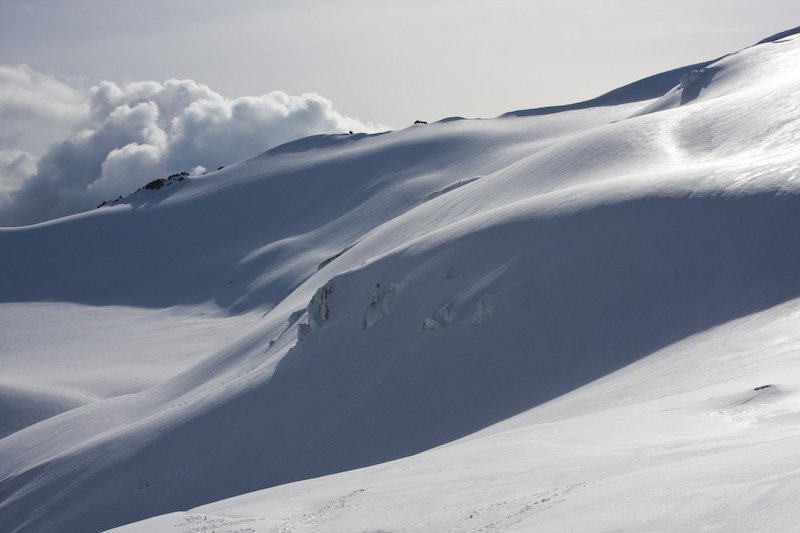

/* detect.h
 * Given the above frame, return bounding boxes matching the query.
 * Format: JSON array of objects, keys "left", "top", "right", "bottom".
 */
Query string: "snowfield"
[{"left": 2, "top": 29, "right": 800, "bottom": 533}]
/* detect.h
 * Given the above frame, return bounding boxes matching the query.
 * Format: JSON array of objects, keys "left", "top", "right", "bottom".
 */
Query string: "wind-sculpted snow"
[
  {"left": 2, "top": 31, "right": 800, "bottom": 533},
  {"left": 0, "top": 383, "right": 90, "bottom": 439},
  {"left": 362, "top": 283, "right": 398, "bottom": 329},
  {"left": 502, "top": 60, "right": 717, "bottom": 118},
  {"left": 423, "top": 176, "right": 482, "bottom": 202}
]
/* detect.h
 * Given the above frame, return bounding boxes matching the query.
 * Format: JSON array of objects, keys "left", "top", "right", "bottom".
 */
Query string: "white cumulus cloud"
[{"left": 0, "top": 67, "right": 385, "bottom": 227}]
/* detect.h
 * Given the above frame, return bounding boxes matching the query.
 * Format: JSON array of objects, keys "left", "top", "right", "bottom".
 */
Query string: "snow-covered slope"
[
  {"left": 108, "top": 299, "right": 800, "bottom": 533},
  {"left": 2, "top": 30, "right": 800, "bottom": 533}
]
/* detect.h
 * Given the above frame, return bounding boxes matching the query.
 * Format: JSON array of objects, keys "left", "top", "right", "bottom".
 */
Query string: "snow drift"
[{"left": 2, "top": 29, "right": 800, "bottom": 533}]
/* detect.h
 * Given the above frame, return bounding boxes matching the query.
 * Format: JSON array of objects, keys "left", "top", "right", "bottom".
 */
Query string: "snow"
[
  {"left": 2, "top": 30, "right": 800, "bottom": 533},
  {"left": 0, "top": 302, "right": 258, "bottom": 438},
  {"left": 106, "top": 298, "right": 800, "bottom": 533}
]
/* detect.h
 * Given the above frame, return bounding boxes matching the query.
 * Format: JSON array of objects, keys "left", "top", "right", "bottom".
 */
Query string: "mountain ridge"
[{"left": 2, "top": 29, "right": 800, "bottom": 533}]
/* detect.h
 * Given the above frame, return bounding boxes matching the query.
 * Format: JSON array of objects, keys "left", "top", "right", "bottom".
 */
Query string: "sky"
[{"left": 0, "top": 0, "right": 798, "bottom": 226}]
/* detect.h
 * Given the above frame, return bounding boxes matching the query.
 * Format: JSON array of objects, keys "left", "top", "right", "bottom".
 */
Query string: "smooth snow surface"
[{"left": 2, "top": 32, "right": 800, "bottom": 533}]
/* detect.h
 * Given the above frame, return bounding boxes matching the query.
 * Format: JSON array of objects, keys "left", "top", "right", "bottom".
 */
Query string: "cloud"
[
  {"left": 0, "top": 150, "right": 36, "bottom": 195},
  {"left": 0, "top": 67, "right": 386, "bottom": 227},
  {"left": 0, "top": 65, "right": 89, "bottom": 155}
]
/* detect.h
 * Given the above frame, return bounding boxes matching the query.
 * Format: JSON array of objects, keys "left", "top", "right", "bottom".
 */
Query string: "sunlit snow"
[{"left": 2, "top": 29, "right": 800, "bottom": 533}]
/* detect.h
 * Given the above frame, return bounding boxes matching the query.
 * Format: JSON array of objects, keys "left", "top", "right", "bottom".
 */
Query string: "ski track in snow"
[
  {"left": 178, "top": 513, "right": 262, "bottom": 533},
  {"left": 446, "top": 482, "right": 594, "bottom": 532},
  {"left": 266, "top": 489, "right": 369, "bottom": 533}
]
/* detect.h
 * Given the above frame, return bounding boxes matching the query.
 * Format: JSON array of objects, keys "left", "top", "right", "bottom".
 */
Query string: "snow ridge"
[{"left": 2, "top": 30, "right": 800, "bottom": 533}]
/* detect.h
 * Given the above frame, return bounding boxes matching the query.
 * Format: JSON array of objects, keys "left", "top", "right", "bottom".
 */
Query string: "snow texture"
[{"left": 3, "top": 29, "right": 800, "bottom": 533}]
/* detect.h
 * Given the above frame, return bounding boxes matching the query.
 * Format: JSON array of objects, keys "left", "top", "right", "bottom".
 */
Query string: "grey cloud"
[
  {"left": 0, "top": 65, "right": 89, "bottom": 154},
  {"left": 0, "top": 68, "right": 386, "bottom": 227},
  {"left": 0, "top": 150, "right": 36, "bottom": 194}
]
